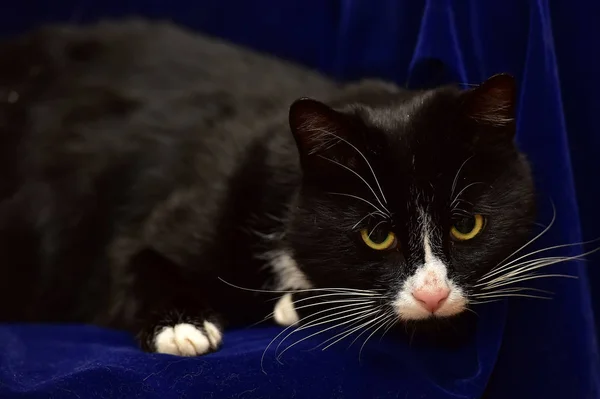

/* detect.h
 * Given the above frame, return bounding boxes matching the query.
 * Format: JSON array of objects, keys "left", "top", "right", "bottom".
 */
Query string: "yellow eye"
[
  {"left": 451, "top": 214, "right": 485, "bottom": 241},
  {"left": 360, "top": 228, "right": 397, "bottom": 251}
]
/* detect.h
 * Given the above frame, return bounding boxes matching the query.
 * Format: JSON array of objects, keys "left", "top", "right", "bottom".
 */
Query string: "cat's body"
[{"left": 0, "top": 20, "right": 535, "bottom": 356}]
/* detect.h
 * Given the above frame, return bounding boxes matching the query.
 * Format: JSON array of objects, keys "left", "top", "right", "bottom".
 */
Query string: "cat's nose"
[{"left": 412, "top": 287, "right": 450, "bottom": 313}]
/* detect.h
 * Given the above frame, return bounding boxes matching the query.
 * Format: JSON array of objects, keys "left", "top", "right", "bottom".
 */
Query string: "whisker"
[
  {"left": 451, "top": 182, "right": 485, "bottom": 207},
  {"left": 260, "top": 302, "right": 374, "bottom": 373},
  {"left": 293, "top": 298, "right": 379, "bottom": 314},
  {"left": 471, "top": 286, "right": 553, "bottom": 296},
  {"left": 327, "top": 192, "right": 389, "bottom": 217},
  {"left": 452, "top": 198, "right": 474, "bottom": 208},
  {"left": 318, "top": 319, "right": 373, "bottom": 350},
  {"left": 318, "top": 155, "right": 390, "bottom": 214},
  {"left": 450, "top": 156, "right": 474, "bottom": 200},
  {"left": 478, "top": 245, "right": 598, "bottom": 288},
  {"left": 265, "top": 290, "right": 386, "bottom": 305},
  {"left": 319, "top": 131, "right": 388, "bottom": 204},
  {"left": 479, "top": 273, "right": 577, "bottom": 291},
  {"left": 248, "top": 293, "right": 383, "bottom": 330},
  {"left": 480, "top": 256, "right": 566, "bottom": 283},
  {"left": 218, "top": 277, "right": 381, "bottom": 295},
  {"left": 359, "top": 315, "right": 393, "bottom": 362},
  {"left": 276, "top": 309, "right": 380, "bottom": 362},
  {"left": 315, "top": 313, "right": 383, "bottom": 350},
  {"left": 471, "top": 293, "right": 552, "bottom": 300},
  {"left": 378, "top": 313, "right": 398, "bottom": 342},
  {"left": 352, "top": 211, "right": 386, "bottom": 230},
  {"left": 318, "top": 312, "right": 387, "bottom": 352},
  {"left": 463, "top": 306, "right": 480, "bottom": 317},
  {"left": 368, "top": 220, "right": 387, "bottom": 238},
  {"left": 480, "top": 237, "right": 600, "bottom": 282},
  {"left": 294, "top": 294, "right": 384, "bottom": 310},
  {"left": 469, "top": 299, "right": 503, "bottom": 305},
  {"left": 482, "top": 203, "right": 556, "bottom": 277},
  {"left": 478, "top": 257, "right": 570, "bottom": 287},
  {"left": 348, "top": 313, "right": 388, "bottom": 348},
  {"left": 275, "top": 306, "right": 377, "bottom": 355}
]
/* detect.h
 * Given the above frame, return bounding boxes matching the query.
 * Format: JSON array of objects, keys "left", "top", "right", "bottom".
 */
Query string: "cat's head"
[{"left": 284, "top": 74, "right": 536, "bottom": 321}]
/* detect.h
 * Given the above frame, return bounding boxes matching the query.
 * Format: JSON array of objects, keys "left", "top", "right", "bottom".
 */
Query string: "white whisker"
[
  {"left": 480, "top": 256, "right": 566, "bottom": 284},
  {"left": 482, "top": 204, "right": 556, "bottom": 278},
  {"left": 479, "top": 273, "right": 577, "bottom": 291},
  {"left": 348, "top": 313, "right": 388, "bottom": 348},
  {"left": 256, "top": 295, "right": 381, "bottom": 327},
  {"left": 352, "top": 211, "right": 386, "bottom": 230},
  {"left": 327, "top": 192, "right": 388, "bottom": 216},
  {"left": 293, "top": 298, "right": 379, "bottom": 313},
  {"left": 378, "top": 313, "right": 398, "bottom": 343},
  {"left": 486, "top": 258, "right": 571, "bottom": 287},
  {"left": 471, "top": 293, "right": 552, "bottom": 300},
  {"left": 368, "top": 220, "right": 387, "bottom": 238},
  {"left": 359, "top": 315, "right": 393, "bottom": 361},
  {"left": 471, "top": 286, "right": 553, "bottom": 296},
  {"left": 450, "top": 156, "right": 474, "bottom": 200},
  {"left": 316, "top": 312, "right": 384, "bottom": 353},
  {"left": 275, "top": 306, "right": 376, "bottom": 355},
  {"left": 451, "top": 181, "right": 484, "bottom": 207},
  {"left": 477, "top": 258, "right": 567, "bottom": 287},
  {"left": 319, "top": 130, "right": 388, "bottom": 204},
  {"left": 480, "top": 237, "right": 599, "bottom": 282},
  {"left": 469, "top": 299, "right": 503, "bottom": 305},
  {"left": 318, "top": 317, "right": 376, "bottom": 350},
  {"left": 292, "top": 293, "right": 385, "bottom": 305},
  {"left": 218, "top": 277, "right": 381, "bottom": 295},
  {"left": 318, "top": 155, "right": 390, "bottom": 214},
  {"left": 276, "top": 309, "right": 380, "bottom": 361},
  {"left": 260, "top": 302, "right": 374, "bottom": 373},
  {"left": 477, "top": 245, "right": 598, "bottom": 289}
]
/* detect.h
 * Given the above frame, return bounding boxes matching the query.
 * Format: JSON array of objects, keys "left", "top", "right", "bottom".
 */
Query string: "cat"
[{"left": 0, "top": 20, "right": 535, "bottom": 357}]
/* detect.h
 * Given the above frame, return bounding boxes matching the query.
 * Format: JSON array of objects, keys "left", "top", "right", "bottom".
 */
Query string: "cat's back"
[
  {"left": 0, "top": 20, "right": 339, "bottom": 321},
  {"left": 0, "top": 20, "right": 340, "bottom": 206}
]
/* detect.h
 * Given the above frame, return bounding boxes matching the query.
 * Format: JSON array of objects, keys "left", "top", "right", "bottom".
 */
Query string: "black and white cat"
[{"left": 0, "top": 20, "right": 536, "bottom": 356}]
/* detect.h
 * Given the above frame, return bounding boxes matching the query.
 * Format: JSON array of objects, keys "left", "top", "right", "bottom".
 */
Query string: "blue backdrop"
[{"left": 0, "top": 1, "right": 598, "bottom": 398}]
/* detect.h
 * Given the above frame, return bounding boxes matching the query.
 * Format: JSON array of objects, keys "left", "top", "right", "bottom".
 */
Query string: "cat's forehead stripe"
[{"left": 417, "top": 207, "right": 445, "bottom": 264}]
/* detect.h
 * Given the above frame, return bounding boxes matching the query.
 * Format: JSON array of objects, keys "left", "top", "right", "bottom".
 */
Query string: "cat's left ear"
[
  {"left": 289, "top": 98, "right": 364, "bottom": 170},
  {"left": 461, "top": 73, "right": 516, "bottom": 138}
]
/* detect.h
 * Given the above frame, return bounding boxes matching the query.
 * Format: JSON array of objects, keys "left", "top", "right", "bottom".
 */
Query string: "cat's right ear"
[
  {"left": 288, "top": 98, "right": 359, "bottom": 171},
  {"left": 461, "top": 73, "right": 516, "bottom": 137}
]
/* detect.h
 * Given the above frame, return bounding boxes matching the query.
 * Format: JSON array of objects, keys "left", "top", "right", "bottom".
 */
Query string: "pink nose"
[{"left": 412, "top": 287, "right": 450, "bottom": 313}]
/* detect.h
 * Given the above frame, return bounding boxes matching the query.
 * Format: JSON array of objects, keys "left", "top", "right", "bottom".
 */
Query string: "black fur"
[{"left": 0, "top": 20, "right": 535, "bottom": 353}]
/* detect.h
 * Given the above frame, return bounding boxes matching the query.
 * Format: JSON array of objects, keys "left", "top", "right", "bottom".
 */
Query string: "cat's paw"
[
  {"left": 274, "top": 293, "right": 299, "bottom": 326},
  {"left": 153, "top": 321, "right": 222, "bottom": 356}
]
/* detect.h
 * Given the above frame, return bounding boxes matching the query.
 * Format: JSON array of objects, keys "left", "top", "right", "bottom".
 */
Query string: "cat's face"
[{"left": 285, "top": 74, "right": 536, "bottom": 321}]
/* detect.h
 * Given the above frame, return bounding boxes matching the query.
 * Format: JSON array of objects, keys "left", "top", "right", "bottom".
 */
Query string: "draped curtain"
[{"left": 1, "top": 1, "right": 598, "bottom": 398}]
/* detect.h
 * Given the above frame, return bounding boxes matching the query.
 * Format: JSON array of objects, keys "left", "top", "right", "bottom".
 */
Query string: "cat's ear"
[
  {"left": 289, "top": 98, "right": 362, "bottom": 169},
  {"left": 462, "top": 73, "right": 516, "bottom": 136}
]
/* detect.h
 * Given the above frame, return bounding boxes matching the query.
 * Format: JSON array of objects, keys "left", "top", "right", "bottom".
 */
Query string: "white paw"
[
  {"left": 273, "top": 293, "right": 299, "bottom": 326},
  {"left": 154, "top": 322, "right": 222, "bottom": 356},
  {"left": 202, "top": 320, "right": 222, "bottom": 348}
]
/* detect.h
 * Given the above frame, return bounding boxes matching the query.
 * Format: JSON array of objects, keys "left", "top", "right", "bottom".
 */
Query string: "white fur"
[
  {"left": 203, "top": 321, "right": 222, "bottom": 349},
  {"left": 273, "top": 293, "right": 299, "bottom": 326},
  {"left": 154, "top": 322, "right": 222, "bottom": 356},
  {"left": 270, "top": 250, "right": 312, "bottom": 290},
  {"left": 393, "top": 212, "right": 467, "bottom": 320}
]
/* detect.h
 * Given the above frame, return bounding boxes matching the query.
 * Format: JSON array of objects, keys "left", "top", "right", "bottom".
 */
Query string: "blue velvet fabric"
[{"left": 1, "top": 1, "right": 599, "bottom": 398}]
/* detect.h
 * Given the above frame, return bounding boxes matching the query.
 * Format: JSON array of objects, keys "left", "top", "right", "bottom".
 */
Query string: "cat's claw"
[
  {"left": 153, "top": 321, "right": 222, "bottom": 356},
  {"left": 273, "top": 293, "right": 299, "bottom": 326}
]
